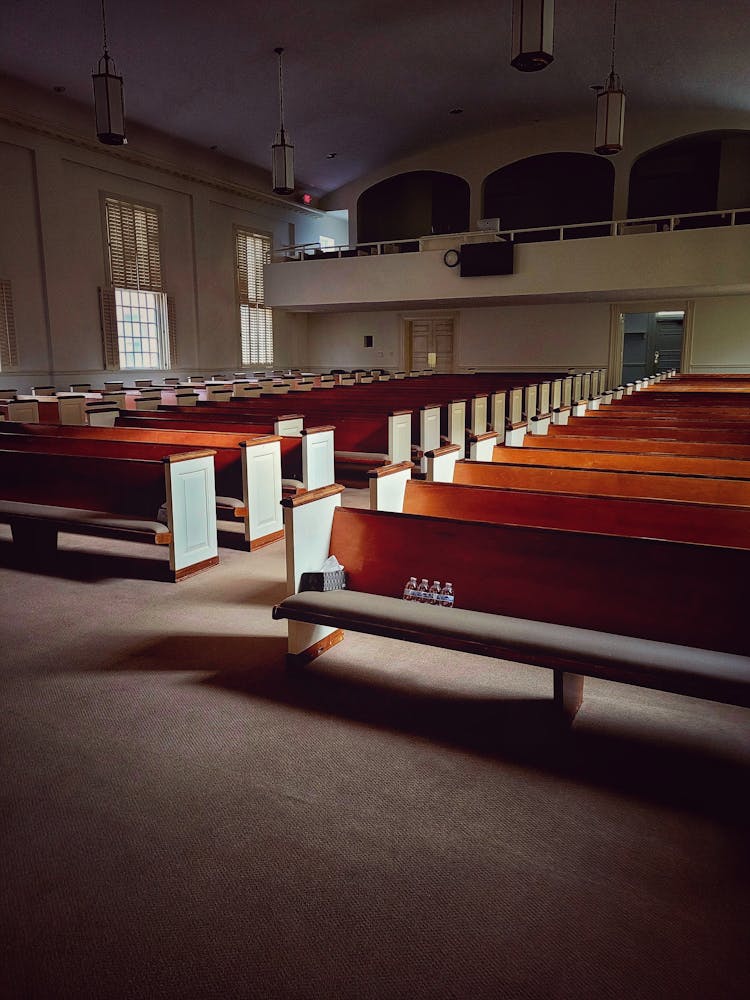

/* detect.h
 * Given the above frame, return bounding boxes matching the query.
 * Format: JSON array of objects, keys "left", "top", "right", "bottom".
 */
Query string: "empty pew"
[
  {"left": 0, "top": 425, "right": 284, "bottom": 549},
  {"left": 490, "top": 444, "right": 750, "bottom": 480},
  {"left": 273, "top": 488, "right": 750, "bottom": 724},
  {"left": 370, "top": 470, "right": 750, "bottom": 550},
  {"left": 0, "top": 448, "right": 218, "bottom": 581},
  {"left": 521, "top": 435, "right": 750, "bottom": 461},
  {"left": 115, "top": 412, "right": 334, "bottom": 492},
  {"left": 450, "top": 459, "right": 750, "bottom": 505}
]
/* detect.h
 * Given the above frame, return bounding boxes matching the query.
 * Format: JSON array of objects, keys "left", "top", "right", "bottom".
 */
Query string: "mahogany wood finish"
[
  {"left": 452, "top": 460, "right": 750, "bottom": 505},
  {"left": 547, "top": 423, "right": 750, "bottom": 444},
  {"left": 115, "top": 413, "right": 304, "bottom": 481},
  {"left": 0, "top": 449, "right": 169, "bottom": 517},
  {"left": 491, "top": 444, "right": 750, "bottom": 479},
  {"left": 400, "top": 479, "right": 750, "bottom": 549},
  {"left": 0, "top": 431, "right": 248, "bottom": 502},
  {"left": 326, "top": 508, "right": 748, "bottom": 655},
  {"left": 522, "top": 435, "right": 750, "bottom": 460}
]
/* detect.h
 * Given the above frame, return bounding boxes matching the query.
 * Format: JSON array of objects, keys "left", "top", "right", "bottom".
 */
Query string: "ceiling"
[{"left": 1, "top": 0, "right": 748, "bottom": 196}]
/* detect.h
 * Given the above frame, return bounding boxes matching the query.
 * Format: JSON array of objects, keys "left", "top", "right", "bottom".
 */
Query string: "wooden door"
[{"left": 409, "top": 317, "right": 454, "bottom": 372}]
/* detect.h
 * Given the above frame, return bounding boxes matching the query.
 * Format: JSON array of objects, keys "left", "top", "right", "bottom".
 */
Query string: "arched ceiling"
[{"left": 1, "top": 0, "right": 747, "bottom": 196}]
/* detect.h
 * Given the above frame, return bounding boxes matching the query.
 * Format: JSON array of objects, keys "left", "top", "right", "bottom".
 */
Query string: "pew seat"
[
  {"left": 273, "top": 490, "right": 749, "bottom": 726},
  {"left": 274, "top": 590, "right": 750, "bottom": 712},
  {"left": 0, "top": 448, "right": 218, "bottom": 581}
]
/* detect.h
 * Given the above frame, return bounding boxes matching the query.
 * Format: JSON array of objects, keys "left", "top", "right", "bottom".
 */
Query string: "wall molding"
[{"left": 0, "top": 108, "right": 323, "bottom": 218}]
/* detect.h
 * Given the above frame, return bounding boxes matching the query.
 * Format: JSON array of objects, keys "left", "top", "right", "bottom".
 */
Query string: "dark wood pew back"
[{"left": 326, "top": 507, "right": 748, "bottom": 655}]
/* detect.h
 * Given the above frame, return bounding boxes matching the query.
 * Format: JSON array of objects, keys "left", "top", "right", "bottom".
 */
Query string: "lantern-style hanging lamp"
[
  {"left": 92, "top": 0, "right": 126, "bottom": 145},
  {"left": 272, "top": 47, "right": 295, "bottom": 195},
  {"left": 511, "top": 0, "right": 554, "bottom": 72},
  {"left": 594, "top": 0, "right": 625, "bottom": 155}
]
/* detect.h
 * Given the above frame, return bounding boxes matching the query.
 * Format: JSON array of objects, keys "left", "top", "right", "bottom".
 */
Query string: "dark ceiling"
[{"left": 1, "top": 0, "right": 748, "bottom": 195}]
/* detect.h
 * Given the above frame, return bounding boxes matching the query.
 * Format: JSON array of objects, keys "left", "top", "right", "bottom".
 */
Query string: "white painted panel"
[
  {"left": 243, "top": 440, "right": 283, "bottom": 543},
  {"left": 525, "top": 384, "right": 538, "bottom": 419},
  {"left": 538, "top": 381, "right": 551, "bottom": 416},
  {"left": 509, "top": 388, "right": 523, "bottom": 424},
  {"left": 4, "top": 400, "right": 39, "bottom": 422},
  {"left": 370, "top": 466, "right": 411, "bottom": 512},
  {"left": 388, "top": 413, "right": 412, "bottom": 463},
  {"left": 58, "top": 396, "right": 87, "bottom": 425},
  {"left": 207, "top": 386, "right": 233, "bottom": 402},
  {"left": 562, "top": 378, "right": 573, "bottom": 407},
  {"left": 551, "top": 380, "right": 562, "bottom": 410},
  {"left": 302, "top": 430, "right": 335, "bottom": 490},
  {"left": 233, "top": 384, "right": 262, "bottom": 398},
  {"left": 448, "top": 401, "right": 465, "bottom": 459},
  {"left": 275, "top": 417, "right": 304, "bottom": 436},
  {"left": 490, "top": 391, "right": 505, "bottom": 433},
  {"left": 165, "top": 455, "right": 218, "bottom": 573},
  {"left": 470, "top": 396, "right": 487, "bottom": 434},
  {"left": 470, "top": 437, "right": 495, "bottom": 461},
  {"left": 426, "top": 449, "right": 459, "bottom": 483},
  {"left": 283, "top": 491, "right": 341, "bottom": 655},
  {"left": 420, "top": 406, "right": 441, "bottom": 454}
]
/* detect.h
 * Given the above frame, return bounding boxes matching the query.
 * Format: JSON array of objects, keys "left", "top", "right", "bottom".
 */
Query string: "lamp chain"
[
  {"left": 101, "top": 0, "right": 110, "bottom": 57},
  {"left": 276, "top": 48, "right": 285, "bottom": 130},
  {"left": 610, "top": 0, "right": 618, "bottom": 76}
]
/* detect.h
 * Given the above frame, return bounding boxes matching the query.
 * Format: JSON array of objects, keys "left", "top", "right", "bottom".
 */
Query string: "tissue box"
[{"left": 299, "top": 569, "right": 347, "bottom": 592}]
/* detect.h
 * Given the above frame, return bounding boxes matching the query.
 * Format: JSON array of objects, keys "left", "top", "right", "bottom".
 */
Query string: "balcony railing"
[{"left": 274, "top": 207, "right": 750, "bottom": 262}]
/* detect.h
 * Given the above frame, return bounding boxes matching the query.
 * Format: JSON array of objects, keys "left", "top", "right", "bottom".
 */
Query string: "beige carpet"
[{"left": 1, "top": 489, "right": 748, "bottom": 1000}]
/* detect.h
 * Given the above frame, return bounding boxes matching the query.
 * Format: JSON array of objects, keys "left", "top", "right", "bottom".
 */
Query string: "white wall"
[
  {"left": 0, "top": 75, "right": 322, "bottom": 390},
  {"left": 306, "top": 302, "right": 612, "bottom": 373},
  {"left": 690, "top": 295, "right": 750, "bottom": 372}
]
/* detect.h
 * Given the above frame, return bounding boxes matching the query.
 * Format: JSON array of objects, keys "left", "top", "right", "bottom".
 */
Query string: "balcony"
[{"left": 265, "top": 208, "right": 750, "bottom": 312}]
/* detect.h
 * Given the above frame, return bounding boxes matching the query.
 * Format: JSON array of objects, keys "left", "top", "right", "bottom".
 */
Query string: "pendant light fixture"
[
  {"left": 511, "top": 0, "right": 554, "bottom": 72},
  {"left": 92, "top": 0, "right": 126, "bottom": 145},
  {"left": 594, "top": 0, "right": 625, "bottom": 155},
  {"left": 272, "top": 47, "right": 294, "bottom": 195}
]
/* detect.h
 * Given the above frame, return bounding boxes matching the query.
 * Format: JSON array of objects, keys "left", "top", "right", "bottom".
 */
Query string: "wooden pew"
[
  {"left": 0, "top": 448, "right": 218, "bottom": 581},
  {"left": 547, "top": 422, "right": 750, "bottom": 444},
  {"left": 115, "top": 412, "right": 335, "bottom": 492},
  {"left": 272, "top": 488, "right": 750, "bottom": 724},
  {"left": 490, "top": 444, "right": 750, "bottom": 480},
  {"left": 376, "top": 472, "right": 750, "bottom": 550},
  {"left": 521, "top": 435, "right": 750, "bottom": 461},
  {"left": 450, "top": 459, "right": 750, "bottom": 505},
  {"left": 0, "top": 425, "right": 284, "bottom": 549}
]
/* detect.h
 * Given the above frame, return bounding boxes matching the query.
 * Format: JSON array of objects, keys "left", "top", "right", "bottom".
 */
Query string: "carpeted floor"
[{"left": 1, "top": 489, "right": 748, "bottom": 1000}]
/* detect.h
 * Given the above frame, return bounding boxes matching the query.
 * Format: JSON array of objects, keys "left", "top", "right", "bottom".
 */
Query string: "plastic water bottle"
[
  {"left": 428, "top": 581, "right": 441, "bottom": 605},
  {"left": 440, "top": 582, "right": 454, "bottom": 609},
  {"left": 417, "top": 578, "right": 430, "bottom": 603},
  {"left": 402, "top": 576, "right": 417, "bottom": 601}
]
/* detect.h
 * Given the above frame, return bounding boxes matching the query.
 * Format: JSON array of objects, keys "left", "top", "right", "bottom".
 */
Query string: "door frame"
[
  {"left": 400, "top": 310, "right": 460, "bottom": 372},
  {"left": 608, "top": 299, "right": 694, "bottom": 385}
]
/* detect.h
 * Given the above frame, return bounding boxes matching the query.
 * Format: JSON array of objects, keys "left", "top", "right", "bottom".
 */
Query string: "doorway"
[
  {"left": 620, "top": 310, "right": 685, "bottom": 383},
  {"left": 404, "top": 316, "right": 455, "bottom": 372}
]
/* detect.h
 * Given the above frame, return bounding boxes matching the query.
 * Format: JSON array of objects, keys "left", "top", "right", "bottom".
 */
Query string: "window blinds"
[
  {"left": 236, "top": 230, "right": 273, "bottom": 365},
  {"left": 0, "top": 279, "right": 19, "bottom": 370},
  {"left": 105, "top": 198, "right": 163, "bottom": 291}
]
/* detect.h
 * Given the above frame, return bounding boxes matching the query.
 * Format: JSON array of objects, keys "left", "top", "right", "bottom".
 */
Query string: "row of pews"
[
  {"left": 274, "top": 372, "right": 750, "bottom": 726},
  {"left": 1, "top": 368, "right": 587, "bottom": 581}
]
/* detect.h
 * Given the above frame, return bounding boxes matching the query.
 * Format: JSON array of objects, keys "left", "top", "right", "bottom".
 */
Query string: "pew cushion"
[
  {"left": 0, "top": 499, "right": 171, "bottom": 543},
  {"left": 273, "top": 590, "right": 750, "bottom": 708}
]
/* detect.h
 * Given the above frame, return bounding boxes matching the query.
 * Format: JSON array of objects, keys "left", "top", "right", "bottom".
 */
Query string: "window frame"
[
  {"left": 100, "top": 192, "right": 172, "bottom": 370},
  {"left": 234, "top": 225, "right": 274, "bottom": 368}
]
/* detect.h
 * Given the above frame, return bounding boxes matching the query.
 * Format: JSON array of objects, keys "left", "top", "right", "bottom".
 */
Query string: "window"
[
  {"left": 235, "top": 229, "right": 273, "bottom": 366},
  {"left": 320, "top": 235, "right": 336, "bottom": 251},
  {"left": 100, "top": 196, "right": 175, "bottom": 369},
  {"left": 0, "top": 279, "right": 18, "bottom": 371}
]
